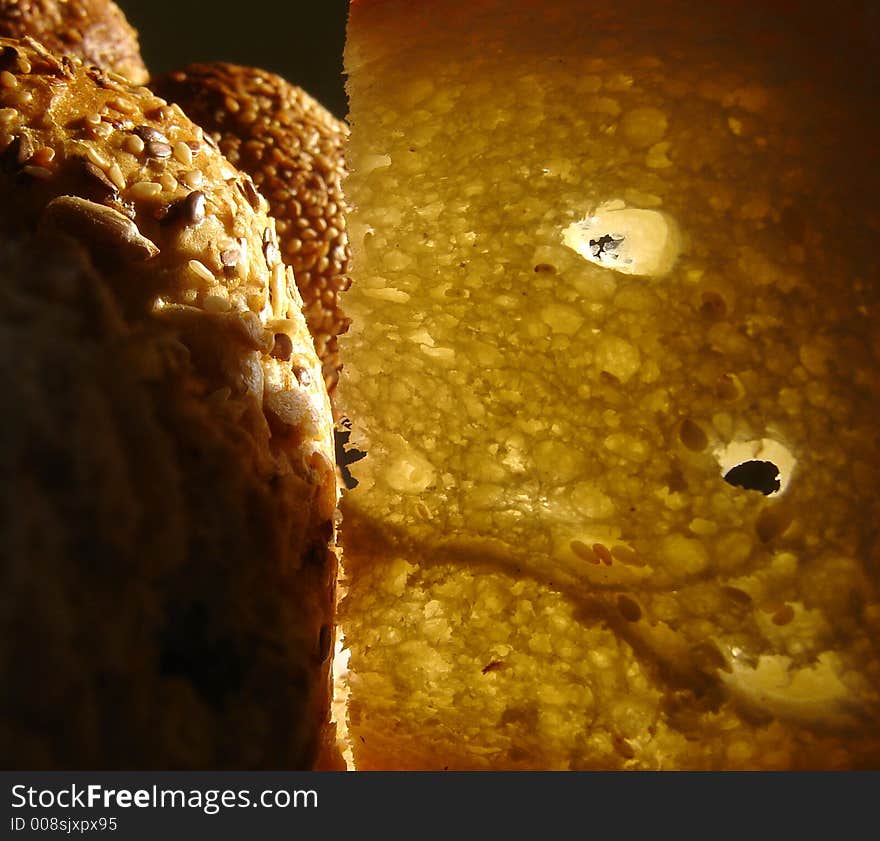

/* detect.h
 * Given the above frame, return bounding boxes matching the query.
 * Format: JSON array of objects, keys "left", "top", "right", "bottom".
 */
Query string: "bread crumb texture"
[
  {"left": 0, "top": 38, "right": 337, "bottom": 768},
  {"left": 154, "top": 63, "right": 351, "bottom": 404},
  {"left": 339, "top": 0, "right": 880, "bottom": 768},
  {"left": 0, "top": 0, "right": 148, "bottom": 84}
]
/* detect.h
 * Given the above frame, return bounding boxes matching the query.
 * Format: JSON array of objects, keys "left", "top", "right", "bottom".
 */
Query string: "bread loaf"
[
  {"left": 154, "top": 63, "right": 351, "bottom": 405},
  {"left": 336, "top": 0, "right": 880, "bottom": 768},
  {"left": 0, "top": 37, "right": 338, "bottom": 768},
  {"left": 0, "top": 0, "right": 147, "bottom": 83}
]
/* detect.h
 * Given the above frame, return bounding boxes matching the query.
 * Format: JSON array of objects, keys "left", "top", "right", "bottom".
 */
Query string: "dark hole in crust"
[
  {"left": 158, "top": 600, "right": 247, "bottom": 710},
  {"left": 723, "top": 460, "right": 781, "bottom": 495}
]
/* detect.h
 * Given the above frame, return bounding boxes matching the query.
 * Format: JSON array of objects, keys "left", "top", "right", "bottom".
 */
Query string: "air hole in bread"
[
  {"left": 723, "top": 460, "right": 781, "bottom": 496},
  {"left": 714, "top": 438, "right": 795, "bottom": 496}
]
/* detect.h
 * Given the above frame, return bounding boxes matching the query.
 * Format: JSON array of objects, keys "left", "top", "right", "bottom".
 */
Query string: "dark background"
[{"left": 118, "top": 0, "right": 350, "bottom": 118}]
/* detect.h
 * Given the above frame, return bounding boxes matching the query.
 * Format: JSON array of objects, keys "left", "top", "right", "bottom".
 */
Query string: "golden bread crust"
[
  {"left": 0, "top": 37, "right": 337, "bottom": 768},
  {"left": 0, "top": 0, "right": 148, "bottom": 84},
  {"left": 154, "top": 63, "right": 351, "bottom": 406}
]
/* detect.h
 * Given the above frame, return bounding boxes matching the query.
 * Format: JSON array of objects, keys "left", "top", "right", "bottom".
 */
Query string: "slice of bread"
[{"left": 337, "top": 0, "right": 880, "bottom": 768}]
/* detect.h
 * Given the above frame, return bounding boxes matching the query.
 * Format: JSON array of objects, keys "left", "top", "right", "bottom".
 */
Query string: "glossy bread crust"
[{"left": 0, "top": 0, "right": 148, "bottom": 83}]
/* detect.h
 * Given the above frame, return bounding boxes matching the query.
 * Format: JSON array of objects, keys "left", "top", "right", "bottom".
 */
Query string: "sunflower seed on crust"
[{"left": 41, "top": 195, "right": 159, "bottom": 261}]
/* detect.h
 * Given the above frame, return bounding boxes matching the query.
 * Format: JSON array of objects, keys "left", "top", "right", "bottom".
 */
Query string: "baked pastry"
[
  {"left": 336, "top": 0, "right": 880, "bottom": 768},
  {"left": 154, "top": 63, "right": 351, "bottom": 405},
  {"left": 0, "top": 0, "right": 148, "bottom": 83},
  {"left": 0, "top": 37, "right": 337, "bottom": 768}
]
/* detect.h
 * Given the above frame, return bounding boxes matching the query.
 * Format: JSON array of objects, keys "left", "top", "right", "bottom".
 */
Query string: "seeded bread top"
[
  {"left": 0, "top": 36, "right": 340, "bottom": 768},
  {"left": 0, "top": 0, "right": 148, "bottom": 84},
  {"left": 0, "top": 37, "right": 336, "bottom": 506},
  {"left": 155, "top": 63, "right": 351, "bottom": 404}
]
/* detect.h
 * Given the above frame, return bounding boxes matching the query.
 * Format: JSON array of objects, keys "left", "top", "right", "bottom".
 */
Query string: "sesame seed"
[
  {"left": 84, "top": 112, "right": 102, "bottom": 127},
  {"left": 0, "top": 107, "right": 18, "bottom": 124},
  {"left": 173, "top": 141, "right": 193, "bottom": 166},
  {"left": 106, "top": 162, "right": 126, "bottom": 191},
  {"left": 0, "top": 71, "right": 17, "bottom": 89},
  {"left": 129, "top": 180, "right": 162, "bottom": 200},
  {"left": 187, "top": 259, "right": 214, "bottom": 283},
  {"left": 270, "top": 263, "right": 286, "bottom": 316},
  {"left": 123, "top": 134, "right": 145, "bottom": 155},
  {"left": 159, "top": 172, "right": 178, "bottom": 192},
  {"left": 107, "top": 98, "right": 136, "bottom": 114},
  {"left": 180, "top": 169, "right": 203, "bottom": 189},
  {"left": 18, "top": 57, "right": 31, "bottom": 74},
  {"left": 85, "top": 145, "right": 110, "bottom": 170}
]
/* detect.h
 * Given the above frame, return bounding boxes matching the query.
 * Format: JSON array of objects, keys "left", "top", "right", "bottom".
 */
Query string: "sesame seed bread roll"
[
  {"left": 337, "top": 0, "right": 880, "bottom": 769},
  {"left": 154, "top": 63, "right": 351, "bottom": 405},
  {"left": 0, "top": 37, "right": 338, "bottom": 768},
  {"left": 0, "top": 0, "right": 148, "bottom": 84}
]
